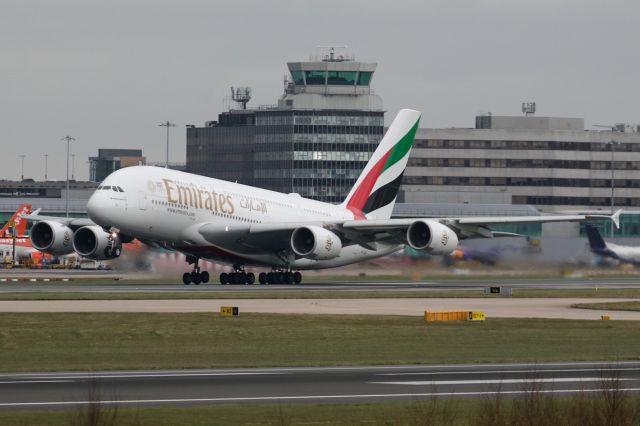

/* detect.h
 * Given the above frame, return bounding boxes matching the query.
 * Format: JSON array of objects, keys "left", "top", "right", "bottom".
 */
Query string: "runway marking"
[
  {"left": 370, "top": 377, "right": 636, "bottom": 386},
  {"left": 0, "top": 372, "right": 284, "bottom": 381},
  {"left": 4, "top": 362, "right": 640, "bottom": 380},
  {"left": 2, "top": 387, "right": 640, "bottom": 408},
  {"left": 0, "top": 380, "right": 73, "bottom": 384},
  {"left": 379, "top": 367, "right": 640, "bottom": 376}
]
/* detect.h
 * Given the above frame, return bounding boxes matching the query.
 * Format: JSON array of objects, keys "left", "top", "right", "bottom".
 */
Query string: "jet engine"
[
  {"left": 73, "top": 225, "right": 122, "bottom": 260},
  {"left": 291, "top": 226, "right": 342, "bottom": 260},
  {"left": 30, "top": 221, "right": 75, "bottom": 255},
  {"left": 406, "top": 220, "right": 458, "bottom": 255}
]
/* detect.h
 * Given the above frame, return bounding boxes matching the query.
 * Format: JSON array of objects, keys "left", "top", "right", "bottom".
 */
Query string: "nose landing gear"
[{"left": 182, "top": 256, "right": 209, "bottom": 285}]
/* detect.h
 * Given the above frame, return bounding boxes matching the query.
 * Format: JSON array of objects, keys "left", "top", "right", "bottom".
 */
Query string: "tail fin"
[
  {"left": 341, "top": 109, "right": 421, "bottom": 219},
  {"left": 0, "top": 204, "right": 32, "bottom": 237},
  {"left": 585, "top": 225, "right": 607, "bottom": 250}
]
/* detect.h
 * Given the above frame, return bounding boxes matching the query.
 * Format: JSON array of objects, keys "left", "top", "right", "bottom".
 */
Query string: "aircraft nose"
[{"left": 86, "top": 191, "right": 107, "bottom": 225}]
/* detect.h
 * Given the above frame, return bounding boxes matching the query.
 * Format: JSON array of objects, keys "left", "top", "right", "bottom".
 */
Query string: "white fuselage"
[
  {"left": 603, "top": 242, "right": 640, "bottom": 265},
  {"left": 87, "top": 166, "right": 400, "bottom": 269}
]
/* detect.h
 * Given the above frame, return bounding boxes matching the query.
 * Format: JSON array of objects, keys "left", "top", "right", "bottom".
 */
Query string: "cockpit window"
[
  {"left": 117, "top": 186, "right": 124, "bottom": 192},
  {"left": 102, "top": 186, "right": 111, "bottom": 190},
  {"left": 97, "top": 186, "right": 103, "bottom": 190}
]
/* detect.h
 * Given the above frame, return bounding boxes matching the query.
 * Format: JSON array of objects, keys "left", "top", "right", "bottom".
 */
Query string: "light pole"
[
  {"left": 18, "top": 155, "right": 26, "bottom": 180},
  {"left": 159, "top": 121, "right": 176, "bottom": 168},
  {"left": 61, "top": 136, "right": 76, "bottom": 217},
  {"left": 607, "top": 139, "right": 621, "bottom": 237},
  {"left": 71, "top": 154, "right": 76, "bottom": 180},
  {"left": 44, "top": 154, "right": 48, "bottom": 181}
]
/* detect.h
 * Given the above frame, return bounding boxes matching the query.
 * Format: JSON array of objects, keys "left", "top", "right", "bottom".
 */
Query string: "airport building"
[
  {"left": 401, "top": 114, "right": 640, "bottom": 236},
  {"left": 89, "top": 149, "right": 146, "bottom": 182},
  {"left": 187, "top": 49, "right": 384, "bottom": 203},
  {"left": 0, "top": 180, "right": 98, "bottom": 224}
]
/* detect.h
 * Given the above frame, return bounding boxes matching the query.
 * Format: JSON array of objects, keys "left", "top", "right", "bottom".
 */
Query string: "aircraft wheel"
[
  {"left": 113, "top": 247, "right": 121, "bottom": 257},
  {"left": 182, "top": 273, "right": 191, "bottom": 285},
  {"left": 259, "top": 272, "right": 267, "bottom": 285},
  {"left": 276, "top": 272, "right": 284, "bottom": 284},
  {"left": 219, "top": 273, "right": 228, "bottom": 285},
  {"left": 267, "top": 272, "right": 274, "bottom": 284},
  {"left": 293, "top": 271, "right": 302, "bottom": 284},
  {"left": 247, "top": 273, "right": 255, "bottom": 285},
  {"left": 191, "top": 272, "right": 201, "bottom": 285},
  {"left": 201, "top": 271, "right": 209, "bottom": 284},
  {"left": 240, "top": 272, "right": 248, "bottom": 285},
  {"left": 284, "top": 272, "right": 293, "bottom": 285}
]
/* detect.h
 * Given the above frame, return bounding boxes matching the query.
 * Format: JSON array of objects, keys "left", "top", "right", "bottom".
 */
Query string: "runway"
[
  {"left": 1, "top": 362, "right": 639, "bottom": 409},
  {"left": 2, "top": 277, "right": 640, "bottom": 294}
]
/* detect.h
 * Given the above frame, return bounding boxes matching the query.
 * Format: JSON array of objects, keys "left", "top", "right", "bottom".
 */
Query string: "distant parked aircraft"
[
  {"left": 585, "top": 224, "right": 640, "bottom": 265},
  {"left": 0, "top": 204, "right": 40, "bottom": 262}
]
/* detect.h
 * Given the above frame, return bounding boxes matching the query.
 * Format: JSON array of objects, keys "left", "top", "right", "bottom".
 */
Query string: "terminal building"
[
  {"left": 89, "top": 149, "right": 146, "bottom": 182},
  {"left": 401, "top": 113, "right": 640, "bottom": 236},
  {"left": 187, "top": 49, "right": 384, "bottom": 203},
  {"left": 0, "top": 180, "right": 97, "bottom": 225}
]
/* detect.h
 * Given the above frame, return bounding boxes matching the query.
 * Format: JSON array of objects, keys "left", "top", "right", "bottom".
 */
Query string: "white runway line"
[
  {"left": 2, "top": 387, "right": 640, "bottom": 408},
  {"left": 370, "top": 377, "right": 636, "bottom": 386}
]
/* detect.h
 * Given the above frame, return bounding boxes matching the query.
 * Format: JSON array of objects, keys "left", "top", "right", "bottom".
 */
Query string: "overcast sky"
[{"left": 2, "top": 0, "right": 638, "bottom": 181}]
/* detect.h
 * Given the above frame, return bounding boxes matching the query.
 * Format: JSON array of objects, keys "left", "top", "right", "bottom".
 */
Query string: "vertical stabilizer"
[
  {"left": 585, "top": 225, "right": 607, "bottom": 250},
  {"left": 341, "top": 109, "right": 421, "bottom": 220},
  {"left": 0, "top": 204, "right": 32, "bottom": 237}
]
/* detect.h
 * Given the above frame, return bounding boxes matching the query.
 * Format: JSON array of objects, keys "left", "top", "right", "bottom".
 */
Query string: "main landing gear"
[
  {"left": 182, "top": 256, "right": 209, "bottom": 285},
  {"left": 219, "top": 265, "right": 255, "bottom": 285},
  {"left": 258, "top": 269, "right": 302, "bottom": 285},
  {"left": 218, "top": 266, "right": 303, "bottom": 285}
]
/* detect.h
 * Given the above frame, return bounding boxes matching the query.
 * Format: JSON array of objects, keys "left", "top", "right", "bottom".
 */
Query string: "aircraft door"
[{"left": 138, "top": 191, "right": 147, "bottom": 211}]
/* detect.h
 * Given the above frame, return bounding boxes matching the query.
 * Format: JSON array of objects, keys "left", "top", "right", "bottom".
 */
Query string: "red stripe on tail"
[{"left": 345, "top": 151, "right": 391, "bottom": 218}]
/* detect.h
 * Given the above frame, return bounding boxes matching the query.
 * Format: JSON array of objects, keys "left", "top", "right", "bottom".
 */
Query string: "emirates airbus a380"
[{"left": 24, "top": 109, "right": 619, "bottom": 285}]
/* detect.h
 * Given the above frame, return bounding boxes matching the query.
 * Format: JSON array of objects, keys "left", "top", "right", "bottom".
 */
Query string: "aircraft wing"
[
  {"left": 21, "top": 214, "right": 96, "bottom": 230},
  {"left": 342, "top": 211, "right": 619, "bottom": 239},
  {"left": 197, "top": 211, "right": 620, "bottom": 253}
]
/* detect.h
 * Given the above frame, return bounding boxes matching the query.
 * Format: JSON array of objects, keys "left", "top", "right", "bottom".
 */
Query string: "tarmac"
[{"left": 0, "top": 298, "right": 638, "bottom": 320}]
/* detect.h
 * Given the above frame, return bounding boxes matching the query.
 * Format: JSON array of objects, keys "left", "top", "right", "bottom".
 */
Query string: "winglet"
[{"left": 612, "top": 209, "right": 622, "bottom": 229}]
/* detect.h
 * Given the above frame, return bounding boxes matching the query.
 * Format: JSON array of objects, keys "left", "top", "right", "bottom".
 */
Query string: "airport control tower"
[
  {"left": 187, "top": 48, "right": 385, "bottom": 203},
  {"left": 279, "top": 47, "right": 382, "bottom": 110}
]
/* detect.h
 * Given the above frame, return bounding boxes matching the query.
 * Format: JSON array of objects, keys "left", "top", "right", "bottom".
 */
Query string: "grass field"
[
  {"left": 573, "top": 301, "right": 640, "bottom": 312},
  {"left": 0, "top": 400, "right": 480, "bottom": 426},
  {"left": 0, "top": 313, "right": 639, "bottom": 372},
  {"left": 2, "top": 287, "right": 640, "bottom": 300}
]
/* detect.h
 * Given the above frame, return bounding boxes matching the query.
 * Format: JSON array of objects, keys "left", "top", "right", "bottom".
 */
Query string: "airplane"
[
  {"left": 0, "top": 204, "right": 39, "bottom": 262},
  {"left": 23, "top": 109, "right": 620, "bottom": 285},
  {"left": 446, "top": 245, "right": 502, "bottom": 266},
  {"left": 0, "top": 204, "right": 31, "bottom": 237},
  {"left": 585, "top": 224, "right": 640, "bottom": 265}
]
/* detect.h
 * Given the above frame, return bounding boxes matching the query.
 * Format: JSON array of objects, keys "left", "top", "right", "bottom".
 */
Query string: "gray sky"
[{"left": 1, "top": 0, "right": 638, "bottom": 181}]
